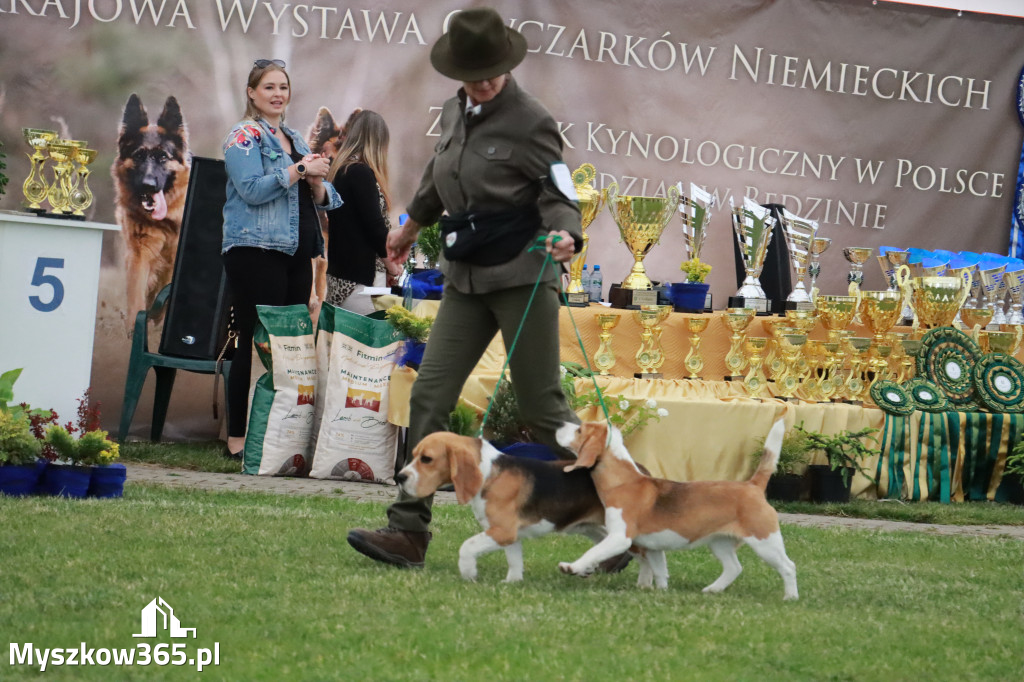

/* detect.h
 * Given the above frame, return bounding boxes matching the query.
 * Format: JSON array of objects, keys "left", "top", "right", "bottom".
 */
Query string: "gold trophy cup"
[
  {"left": 593, "top": 313, "right": 621, "bottom": 376},
  {"left": 566, "top": 163, "right": 606, "bottom": 305},
  {"left": 68, "top": 147, "right": 98, "bottom": 217},
  {"left": 606, "top": 182, "right": 680, "bottom": 305},
  {"left": 743, "top": 336, "right": 770, "bottom": 398},
  {"left": 684, "top": 316, "right": 710, "bottom": 379},
  {"left": 632, "top": 305, "right": 672, "bottom": 379},
  {"left": 45, "top": 141, "right": 78, "bottom": 215},
  {"left": 21, "top": 128, "right": 58, "bottom": 211},
  {"left": 859, "top": 290, "right": 904, "bottom": 346},
  {"left": 722, "top": 307, "right": 756, "bottom": 380},
  {"left": 843, "top": 247, "right": 873, "bottom": 297},
  {"left": 896, "top": 265, "right": 972, "bottom": 329},
  {"left": 807, "top": 237, "right": 832, "bottom": 301}
]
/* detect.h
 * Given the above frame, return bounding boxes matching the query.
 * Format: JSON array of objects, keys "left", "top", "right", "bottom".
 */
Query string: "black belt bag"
[{"left": 439, "top": 205, "right": 542, "bottom": 266}]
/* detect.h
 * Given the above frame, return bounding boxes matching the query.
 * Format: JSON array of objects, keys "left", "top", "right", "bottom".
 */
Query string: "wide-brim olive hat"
[{"left": 430, "top": 7, "right": 527, "bottom": 81}]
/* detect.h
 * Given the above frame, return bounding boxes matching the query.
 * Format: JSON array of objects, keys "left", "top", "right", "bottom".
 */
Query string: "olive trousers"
[{"left": 386, "top": 280, "right": 580, "bottom": 532}]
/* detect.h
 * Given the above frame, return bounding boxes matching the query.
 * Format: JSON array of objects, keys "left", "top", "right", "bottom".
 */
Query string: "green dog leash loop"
[{"left": 477, "top": 235, "right": 611, "bottom": 437}]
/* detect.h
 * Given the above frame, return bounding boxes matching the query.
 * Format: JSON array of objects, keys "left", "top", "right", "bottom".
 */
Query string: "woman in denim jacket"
[{"left": 221, "top": 58, "right": 342, "bottom": 459}]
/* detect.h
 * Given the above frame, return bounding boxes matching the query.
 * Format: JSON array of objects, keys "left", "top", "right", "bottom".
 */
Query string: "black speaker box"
[{"left": 158, "top": 156, "right": 233, "bottom": 360}]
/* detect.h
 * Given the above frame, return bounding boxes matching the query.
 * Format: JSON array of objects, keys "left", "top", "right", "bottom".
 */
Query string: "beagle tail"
[{"left": 748, "top": 418, "right": 786, "bottom": 491}]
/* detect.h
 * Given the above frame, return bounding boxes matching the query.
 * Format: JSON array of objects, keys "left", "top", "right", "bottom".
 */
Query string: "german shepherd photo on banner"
[{"left": 112, "top": 93, "right": 190, "bottom": 325}]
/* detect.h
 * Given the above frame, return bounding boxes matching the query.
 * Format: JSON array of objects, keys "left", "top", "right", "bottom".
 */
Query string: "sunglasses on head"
[{"left": 254, "top": 59, "right": 286, "bottom": 69}]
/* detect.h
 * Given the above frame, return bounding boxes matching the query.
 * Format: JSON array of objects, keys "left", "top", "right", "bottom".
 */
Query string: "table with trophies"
[
  {"left": 388, "top": 163, "right": 1024, "bottom": 504},
  {"left": 1, "top": 128, "right": 115, "bottom": 421}
]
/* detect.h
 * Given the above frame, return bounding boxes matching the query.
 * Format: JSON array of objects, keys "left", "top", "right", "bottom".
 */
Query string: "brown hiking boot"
[
  {"left": 347, "top": 527, "right": 431, "bottom": 568},
  {"left": 596, "top": 552, "right": 633, "bottom": 574}
]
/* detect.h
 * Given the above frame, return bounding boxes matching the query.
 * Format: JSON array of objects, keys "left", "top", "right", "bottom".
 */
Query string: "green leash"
[{"left": 477, "top": 235, "right": 611, "bottom": 437}]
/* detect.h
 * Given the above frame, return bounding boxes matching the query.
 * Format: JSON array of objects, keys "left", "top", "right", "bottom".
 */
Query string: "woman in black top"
[{"left": 324, "top": 109, "right": 399, "bottom": 314}]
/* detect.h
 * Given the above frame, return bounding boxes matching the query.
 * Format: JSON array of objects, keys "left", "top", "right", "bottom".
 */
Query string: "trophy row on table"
[
  {"left": 567, "top": 162, "right": 837, "bottom": 313},
  {"left": 587, "top": 293, "right": 1023, "bottom": 406},
  {"left": 20, "top": 128, "right": 97, "bottom": 219}
]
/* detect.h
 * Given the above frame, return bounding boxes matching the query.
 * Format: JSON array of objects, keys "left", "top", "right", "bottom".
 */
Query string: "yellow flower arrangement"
[{"left": 679, "top": 257, "right": 712, "bottom": 283}]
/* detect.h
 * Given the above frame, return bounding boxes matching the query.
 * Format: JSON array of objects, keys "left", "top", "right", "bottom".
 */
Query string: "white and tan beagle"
[
  {"left": 395, "top": 432, "right": 609, "bottom": 582},
  {"left": 555, "top": 419, "right": 798, "bottom": 600}
]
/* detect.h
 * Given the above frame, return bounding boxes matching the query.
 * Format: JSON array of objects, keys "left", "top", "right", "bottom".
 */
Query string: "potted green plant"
[
  {"left": 0, "top": 368, "right": 53, "bottom": 496},
  {"left": 796, "top": 424, "right": 879, "bottom": 503},
  {"left": 384, "top": 304, "right": 433, "bottom": 370},
  {"left": 999, "top": 440, "right": 1024, "bottom": 505},
  {"left": 751, "top": 424, "right": 813, "bottom": 502},
  {"left": 671, "top": 258, "right": 712, "bottom": 312},
  {"left": 0, "top": 410, "right": 45, "bottom": 496},
  {"left": 42, "top": 425, "right": 121, "bottom": 498},
  {"left": 39, "top": 390, "right": 123, "bottom": 498}
]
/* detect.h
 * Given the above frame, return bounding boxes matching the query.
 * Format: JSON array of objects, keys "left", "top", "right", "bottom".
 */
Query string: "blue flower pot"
[
  {"left": 0, "top": 462, "right": 46, "bottom": 497},
  {"left": 38, "top": 463, "right": 92, "bottom": 499},
  {"left": 669, "top": 282, "right": 710, "bottom": 312},
  {"left": 499, "top": 442, "right": 558, "bottom": 461},
  {"left": 89, "top": 463, "right": 127, "bottom": 498}
]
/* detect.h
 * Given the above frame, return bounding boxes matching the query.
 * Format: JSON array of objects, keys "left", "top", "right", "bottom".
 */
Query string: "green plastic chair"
[{"left": 118, "top": 285, "right": 232, "bottom": 442}]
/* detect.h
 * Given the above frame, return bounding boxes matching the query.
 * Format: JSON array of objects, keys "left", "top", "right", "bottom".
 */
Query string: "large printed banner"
[{"left": 1, "top": 0, "right": 1023, "bottom": 438}]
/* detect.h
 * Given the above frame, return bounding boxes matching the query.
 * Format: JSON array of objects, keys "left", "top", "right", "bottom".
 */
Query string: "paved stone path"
[{"left": 123, "top": 463, "right": 1024, "bottom": 541}]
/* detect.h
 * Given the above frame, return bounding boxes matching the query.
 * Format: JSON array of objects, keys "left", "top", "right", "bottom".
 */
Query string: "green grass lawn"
[{"left": 1, "top": 484, "right": 1021, "bottom": 681}]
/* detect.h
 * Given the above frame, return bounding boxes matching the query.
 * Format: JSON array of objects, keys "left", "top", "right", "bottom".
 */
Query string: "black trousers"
[{"left": 222, "top": 246, "right": 312, "bottom": 438}]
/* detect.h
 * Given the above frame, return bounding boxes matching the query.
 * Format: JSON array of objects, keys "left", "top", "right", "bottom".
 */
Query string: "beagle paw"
[{"left": 558, "top": 561, "right": 593, "bottom": 577}]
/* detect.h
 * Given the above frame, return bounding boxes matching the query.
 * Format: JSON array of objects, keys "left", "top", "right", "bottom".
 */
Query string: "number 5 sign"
[{"left": 0, "top": 213, "right": 120, "bottom": 421}]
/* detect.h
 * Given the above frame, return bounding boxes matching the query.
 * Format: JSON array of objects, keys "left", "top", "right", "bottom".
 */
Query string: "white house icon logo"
[{"left": 133, "top": 597, "right": 196, "bottom": 639}]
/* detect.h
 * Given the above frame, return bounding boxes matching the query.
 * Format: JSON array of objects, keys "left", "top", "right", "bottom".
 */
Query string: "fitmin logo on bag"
[{"left": 9, "top": 597, "right": 221, "bottom": 672}]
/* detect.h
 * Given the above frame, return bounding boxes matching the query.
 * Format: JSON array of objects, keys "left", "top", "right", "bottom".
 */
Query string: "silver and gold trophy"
[
  {"left": 606, "top": 183, "right": 680, "bottom": 308},
  {"left": 565, "top": 163, "right": 606, "bottom": 306},
  {"left": 677, "top": 181, "right": 715, "bottom": 310},
  {"left": 807, "top": 237, "right": 831, "bottom": 301},
  {"left": 780, "top": 208, "right": 818, "bottom": 311},
  {"left": 729, "top": 197, "right": 776, "bottom": 314}
]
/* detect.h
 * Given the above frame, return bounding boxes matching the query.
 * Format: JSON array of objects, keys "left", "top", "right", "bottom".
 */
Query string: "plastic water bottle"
[
  {"left": 579, "top": 264, "right": 590, "bottom": 296},
  {"left": 590, "top": 264, "right": 603, "bottom": 302}
]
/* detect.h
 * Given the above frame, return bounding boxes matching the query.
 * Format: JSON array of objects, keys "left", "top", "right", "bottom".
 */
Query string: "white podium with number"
[{"left": 0, "top": 211, "right": 119, "bottom": 421}]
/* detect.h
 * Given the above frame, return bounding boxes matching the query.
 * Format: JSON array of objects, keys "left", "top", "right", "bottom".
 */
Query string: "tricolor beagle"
[
  {"left": 555, "top": 419, "right": 799, "bottom": 600},
  {"left": 395, "top": 432, "right": 609, "bottom": 582}
]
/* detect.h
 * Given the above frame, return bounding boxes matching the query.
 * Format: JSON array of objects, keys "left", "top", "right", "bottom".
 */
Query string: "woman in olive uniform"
[{"left": 347, "top": 7, "right": 585, "bottom": 568}]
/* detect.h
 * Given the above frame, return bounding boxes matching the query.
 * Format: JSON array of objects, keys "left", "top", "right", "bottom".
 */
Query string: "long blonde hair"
[
  {"left": 326, "top": 109, "right": 391, "bottom": 210},
  {"left": 243, "top": 62, "right": 291, "bottom": 122}
]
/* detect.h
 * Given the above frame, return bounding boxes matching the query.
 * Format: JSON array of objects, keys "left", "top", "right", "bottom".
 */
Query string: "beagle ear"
[
  {"left": 563, "top": 422, "right": 606, "bottom": 472},
  {"left": 449, "top": 439, "right": 484, "bottom": 504}
]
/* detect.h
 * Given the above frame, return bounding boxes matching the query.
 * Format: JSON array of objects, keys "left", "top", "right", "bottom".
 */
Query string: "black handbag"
[{"left": 439, "top": 205, "right": 541, "bottom": 266}]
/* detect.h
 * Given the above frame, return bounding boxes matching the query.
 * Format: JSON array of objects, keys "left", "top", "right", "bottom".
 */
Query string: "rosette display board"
[
  {"left": 972, "top": 353, "right": 1024, "bottom": 413},
  {"left": 904, "top": 378, "right": 950, "bottom": 412},
  {"left": 918, "top": 326, "right": 980, "bottom": 408},
  {"left": 870, "top": 380, "right": 915, "bottom": 415}
]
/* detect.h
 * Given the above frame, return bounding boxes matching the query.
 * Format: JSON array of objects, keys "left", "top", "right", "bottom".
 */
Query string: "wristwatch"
[{"left": 296, "top": 162, "right": 307, "bottom": 178}]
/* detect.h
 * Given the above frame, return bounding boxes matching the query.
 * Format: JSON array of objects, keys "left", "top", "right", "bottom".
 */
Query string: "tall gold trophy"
[
  {"left": 21, "top": 128, "right": 58, "bottom": 211},
  {"left": 68, "top": 147, "right": 98, "bottom": 217},
  {"left": 606, "top": 183, "right": 680, "bottom": 308},
  {"left": 729, "top": 197, "right": 776, "bottom": 314},
  {"left": 565, "top": 163, "right": 606, "bottom": 306}
]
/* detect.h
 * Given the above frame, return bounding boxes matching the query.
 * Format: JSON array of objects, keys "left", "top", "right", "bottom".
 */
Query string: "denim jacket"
[{"left": 221, "top": 118, "right": 342, "bottom": 255}]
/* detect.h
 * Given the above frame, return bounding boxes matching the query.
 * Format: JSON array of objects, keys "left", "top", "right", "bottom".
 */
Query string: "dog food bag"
[
  {"left": 309, "top": 305, "right": 402, "bottom": 484},
  {"left": 243, "top": 305, "right": 317, "bottom": 476},
  {"left": 309, "top": 303, "right": 337, "bottom": 455}
]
